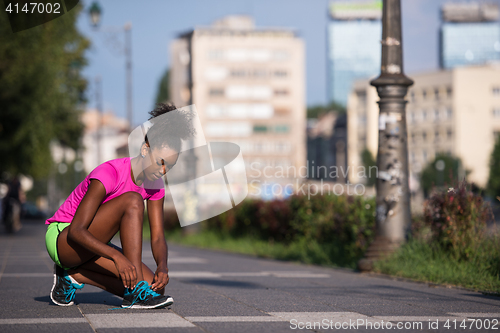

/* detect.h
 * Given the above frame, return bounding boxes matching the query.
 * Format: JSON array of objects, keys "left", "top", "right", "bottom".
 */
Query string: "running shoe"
[
  {"left": 121, "top": 280, "right": 174, "bottom": 309},
  {"left": 50, "top": 264, "right": 85, "bottom": 306}
]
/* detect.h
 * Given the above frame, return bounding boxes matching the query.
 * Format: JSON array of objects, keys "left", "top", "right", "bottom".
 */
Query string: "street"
[{"left": 0, "top": 220, "right": 499, "bottom": 333}]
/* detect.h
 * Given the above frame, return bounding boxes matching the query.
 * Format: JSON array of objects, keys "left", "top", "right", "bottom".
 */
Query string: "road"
[{"left": 0, "top": 220, "right": 499, "bottom": 333}]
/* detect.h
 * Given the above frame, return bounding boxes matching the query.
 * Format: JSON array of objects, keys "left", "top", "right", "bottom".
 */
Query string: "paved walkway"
[{"left": 1, "top": 220, "right": 499, "bottom": 332}]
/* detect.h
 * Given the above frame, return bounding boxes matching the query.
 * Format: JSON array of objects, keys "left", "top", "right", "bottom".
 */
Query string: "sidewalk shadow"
[{"left": 35, "top": 291, "right": 122, "bottom": 306}]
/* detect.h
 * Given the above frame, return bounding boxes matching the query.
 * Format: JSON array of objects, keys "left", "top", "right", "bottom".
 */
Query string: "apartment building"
[
  {"left": 347, "top": 64, "right": 500, "bottom": 188},
  {"left": 169, "top": 16, "right": 306, "bottom": 191}
]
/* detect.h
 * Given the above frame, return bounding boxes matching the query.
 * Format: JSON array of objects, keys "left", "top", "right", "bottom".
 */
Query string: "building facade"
[
  {"left": 440, "top": 3, "right": 500, "bottom": 69},
  {"left": 347, "top": 64, "right": 500, "bottom": 189},
  {"left": 169, "top": 16, "right": 306, "bottom": 196},
  {"left": 327, "top": 0, "right": 382, "bottom": 106}
]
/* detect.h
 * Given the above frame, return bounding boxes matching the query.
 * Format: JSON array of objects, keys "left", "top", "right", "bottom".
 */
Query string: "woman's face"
[{"left": 142, "top": 145, "right": 179, "bottom": 181}]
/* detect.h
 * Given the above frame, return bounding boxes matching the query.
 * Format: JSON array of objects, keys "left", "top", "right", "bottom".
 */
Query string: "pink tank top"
[{"left": 46, "top": 158, "right": 164, "bottom": 224}]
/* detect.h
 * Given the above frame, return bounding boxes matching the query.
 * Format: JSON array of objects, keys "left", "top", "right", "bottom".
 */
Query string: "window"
[
  {"left": 252, "top": 69, "right": 267, "bottom": 78},
  {"left": 434, "top": 109, "right": 440, "bottom": 122},
  {"left": 205, "top": 67, "right": 228, "bottom": 81},
  {"left": 274, "top": 125, "right": 289, "bottom": 133},
  {"left": 273, "top": 70, "right": 288, "bottom": 78},
  {"left": 434, "top": 88, "right": 440, "bottom": 101},
  {"left": 422, "top": 131, "right": 427, "bottom": 142},
  {"left": 410, "top": 91, "right": 415, "bottom": 102},
  {"left": 493, "top": 86, "right": 500, "bottom": 97},
  {"left": 446, "top": 108, "right": 453, "bottom": 119},
  {"left": 446, "top": 87, "right": 452, "bottom": 98},
  {"left": 254, "top": 142, "right": 264, "bottom": 152},
  {"left": 209, "top": 88, "right": 224, "bottom": 96},
  {"left": 208, "top": 49, "right": 224, "bottom": 60},
  {"left": 359, "top": 115, "right": 367, "bottom": 126},
  {"left": 230, "top": 69, "right": 246, "bottom": 78},
  {"left": 411, "top": 133, "right": 415, "bottom": 142},
  {"left": 447, "top": 129, "right": 453, "bottom": 139},
  {"left": 253, "top": 125, "right": 268, "bottom": 133},
  {"left": 422, "top": 110, "right": 427, "bottom": 121},
  {"left": 274, "top": 89, "right": 289, "bottom": 96},
  {"left": 493, "top": 108, "right": 500, "bottom": 118},
  {"left": 276, "top": 142, "right": 290, "bottom": 153},
  {"left": 422, "top": 89, "right": 427, "bottom": 100},
  {"left": 435, "top": 130, "right": 440, "bottom": 142},
  {"left": 423, "top": 150, "right": 428, "bottom": 162}
]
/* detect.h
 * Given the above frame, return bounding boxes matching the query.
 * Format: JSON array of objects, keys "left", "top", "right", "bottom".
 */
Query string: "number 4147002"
[
  {"left": 5, "top": 2, "right": 61, "bottom": 14},
  {"left": 444, "top": 319, "right": 499, "bottom": 330}
]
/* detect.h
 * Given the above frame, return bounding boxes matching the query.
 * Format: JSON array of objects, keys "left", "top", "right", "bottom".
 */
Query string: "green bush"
[
  {"left": 421, "top": 181, "right": 494, "bottom": 260},
  {"left": 202, "top": 194, "right": 376, "bottom": 267}
]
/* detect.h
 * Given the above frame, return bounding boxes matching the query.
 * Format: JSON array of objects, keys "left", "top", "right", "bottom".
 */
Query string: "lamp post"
[
  {"left": 89, "top": 2, "right": 133, "bottom": 130},
  {"left": 95, "top": 75, "right": 103, "bottom": 165},
  {"left": 358, "top": 0, "right": 413, "bottom": 272}
]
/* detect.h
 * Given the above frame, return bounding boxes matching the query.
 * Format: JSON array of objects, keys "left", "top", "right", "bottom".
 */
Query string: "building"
[
  {"left": 440, "top": 2, "right": 500, "bottom": 69},
  {"left": 81, "top": 109, "right": 129, "bottom": 173},
  {"left": 327, "top": 0, "right": 382, "bottom": 106},
  {"left": 347, "top": 63, "right": 500, "bottom": 190},
  {"left": 169, "top": 16, "right": 306, "bottom": 194},
  {"left": 306, "top": 112, "right": 347, "bottom": 182}
]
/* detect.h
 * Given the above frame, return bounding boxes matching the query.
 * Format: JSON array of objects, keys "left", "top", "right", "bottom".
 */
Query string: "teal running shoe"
[
  {"left": 121, "top": 280, "right": 173, "bottom": 309},
  {"left": 50, "top": 264, "right": 85, "bottom": 306}
]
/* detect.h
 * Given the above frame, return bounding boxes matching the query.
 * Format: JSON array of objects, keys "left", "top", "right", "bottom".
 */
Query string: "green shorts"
[{"left": 45, "top": 222, "right": 71, "bottom": 270}]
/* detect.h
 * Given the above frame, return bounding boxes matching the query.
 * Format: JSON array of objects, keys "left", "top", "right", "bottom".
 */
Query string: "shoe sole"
[
  {"left": 122, "top": 297, "right": 174, "bottom": 309},
  {"left": 50, "top": 266, "right": 74, "bottom": 306}
]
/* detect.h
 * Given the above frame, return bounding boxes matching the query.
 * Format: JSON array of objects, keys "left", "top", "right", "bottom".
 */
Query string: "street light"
[
  {"left": 89, "top": 2, "right": 101, "bottom": 28},
  {"left": 88, "top": 2, "right": 133, "bottom": 130},
  {"left": 358, "top": 0, "right": 413, "bottom": 272}
]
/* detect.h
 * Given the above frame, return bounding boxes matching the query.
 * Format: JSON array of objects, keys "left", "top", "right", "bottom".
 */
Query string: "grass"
[
  {"left": 163, "top": 229, "right": 360, "bottom": 269},
  {"left": 373, "top": 238, "right": 500, "bottom": 294},
  {"left": 144, "top": 218, "right": 500, "bottom": 294}
]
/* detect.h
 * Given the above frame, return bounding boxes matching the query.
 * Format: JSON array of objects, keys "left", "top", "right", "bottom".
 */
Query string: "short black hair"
[{"left": 144, "top": 102, "right": 196, "bottom": 152}]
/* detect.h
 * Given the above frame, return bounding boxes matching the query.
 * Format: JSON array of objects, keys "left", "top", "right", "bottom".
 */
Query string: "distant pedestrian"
[
  {"left": 45, "top": 103, "right": 194, "bottom": 308},
  {"left": 2, "top": 176, "right": 24, "bottom": 233}
]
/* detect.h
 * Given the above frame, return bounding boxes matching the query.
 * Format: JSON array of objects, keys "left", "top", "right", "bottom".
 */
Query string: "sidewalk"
[{"left": 1, "top": 220, "right": 499, "bottom": 333}]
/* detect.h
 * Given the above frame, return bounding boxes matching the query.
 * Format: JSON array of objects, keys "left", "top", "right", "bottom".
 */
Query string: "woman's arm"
[
  {"left": 147, "top": 197, "right": 169, "bottom": 291},
  {"left": 67, "top": 179, "right": 138, "bottom": 289}
]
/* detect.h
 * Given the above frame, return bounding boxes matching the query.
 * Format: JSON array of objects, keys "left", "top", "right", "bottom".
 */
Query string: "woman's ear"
[{"left": 141, "top": 143, "right": 149, "bottom": 158}]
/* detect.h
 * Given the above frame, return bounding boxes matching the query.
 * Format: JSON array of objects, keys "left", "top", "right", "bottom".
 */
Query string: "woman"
[{"left": 45, "top": 103, "right": 194, "bottom": 309}]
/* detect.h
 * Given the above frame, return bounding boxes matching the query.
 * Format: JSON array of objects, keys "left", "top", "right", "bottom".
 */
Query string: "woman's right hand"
[{"left": 114, "top": 255, "right": 137, "bottom": 290}]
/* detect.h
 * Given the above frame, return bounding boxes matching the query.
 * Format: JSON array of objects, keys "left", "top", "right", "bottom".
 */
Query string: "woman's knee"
[{"left": 121, "top": 192, "right": 144, "bottom": 215}]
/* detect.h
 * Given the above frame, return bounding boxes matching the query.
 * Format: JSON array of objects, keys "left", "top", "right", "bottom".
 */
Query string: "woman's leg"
[
  {"left": 68, "top": 255, "right": 163, "bottom": 297},
  {"left": 56, "top": 192, "right": 162, "bottom": 296}
]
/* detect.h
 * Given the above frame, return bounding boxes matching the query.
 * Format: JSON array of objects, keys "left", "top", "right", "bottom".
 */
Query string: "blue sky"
[{"left": 76, "top": 0, "right": 500, "bottom": 126}]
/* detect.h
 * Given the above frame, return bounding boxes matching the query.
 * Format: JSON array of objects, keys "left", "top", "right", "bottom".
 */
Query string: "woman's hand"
[
  {"left": 151, "top": 265, "right": 169, "bottom": 291},
  {"left": 114, "top": 254, "right": 137, "bottom": 290}
]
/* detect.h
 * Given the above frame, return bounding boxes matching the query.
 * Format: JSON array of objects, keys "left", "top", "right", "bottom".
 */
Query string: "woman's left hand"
[{"left": 151, "top": 265, "right": 169, "bottom": 291}]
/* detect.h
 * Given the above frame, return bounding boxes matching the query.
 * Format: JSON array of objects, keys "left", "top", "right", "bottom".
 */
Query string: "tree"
[
  {"left": 0, "top": 4, "right": 89, "bottom": 179},
  {"left": 361, "top": 148, "right": 377, "bottom": 186},
  {"left": 307, "top": 101, "right": 345, "bottom": 119},
  {"left": 487, "top": 135, "right": 500, "bottom": 198},
  {"left": 420, "top": 153, "right": 466, "bottom": 197},
  {"left": 155, "top": 68, "right": 170, "bottom": 105}
]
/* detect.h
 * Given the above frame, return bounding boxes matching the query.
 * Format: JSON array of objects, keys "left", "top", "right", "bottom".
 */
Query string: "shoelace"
[
  {"left": 110, "top": 282, "right": 160, "bottom": 310},
  {"left": 62, "top": 277, "right": 84, "bottom": 303}
]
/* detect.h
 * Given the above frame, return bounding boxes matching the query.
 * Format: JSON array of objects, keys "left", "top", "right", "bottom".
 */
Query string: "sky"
[{"left": 76, "top": 0, "right": 500, "bottom": 126}]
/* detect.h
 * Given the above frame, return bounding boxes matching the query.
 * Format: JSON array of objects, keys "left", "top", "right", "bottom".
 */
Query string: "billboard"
[{"left": 330, "top": 0, "right": 382, "bottom": 20}]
